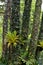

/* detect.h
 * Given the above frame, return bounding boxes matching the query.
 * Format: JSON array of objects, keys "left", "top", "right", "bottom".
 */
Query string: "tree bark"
[
  {"left": 20, "top": 0, "right": 32, "bottom": 61},
  {"left": 29, "top": 0, "right": 42, "bottom": 59},
  {"left": 38, "top": 13, "right": 43, "bottom": 40},
  {"left": 2, "top": 0, "right": 12, "bottom": 60},
  {"left": 35, "top": 13, "right": 43, "bottom": 59},
  {"left": 10, "top": 0, "right": 20, "bottom": 35},
  {"left": 10, "top": 0, "right": 20, "bottom": 65},
  {"left": 21, "top": 0, "right": 32, "bottom": 39}
]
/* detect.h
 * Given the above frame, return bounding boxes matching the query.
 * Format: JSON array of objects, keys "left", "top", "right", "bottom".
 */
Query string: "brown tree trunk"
[
  {"left": 2, "top": 0, "right": 12, "bottom": 60},
  {"left": 20, "top": 0, "right": 32, "bottom": 61},
  {"left": 29, "top": 0, "right": 42, "bottom": 59},
  {"left": 38, "top": 13, "right": 43, "bottom": 40},
  {"left": 10, "top": 0, "right": 20, "bottom": 35},
  {"left": 35, "top": 13, "right": 43, "bottom": 59},
  {"left": 10, "top": 0, "right": 20, "bottom": 65},
  {"left": 21, "top": 0, "right": 32, "bottom": 39}
]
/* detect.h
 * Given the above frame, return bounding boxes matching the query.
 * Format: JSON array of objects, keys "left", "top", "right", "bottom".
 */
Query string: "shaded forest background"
[{"left": 0, "top": 0, "right": 43, "bottom": 65}]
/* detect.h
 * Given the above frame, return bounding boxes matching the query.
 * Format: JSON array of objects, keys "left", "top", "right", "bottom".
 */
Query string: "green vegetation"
[
  {"left": 0, "top": 16, "right": 3, "bottom": 58},
  {"left": 0, "top": 0, "right": 43, "bottom": 65}
]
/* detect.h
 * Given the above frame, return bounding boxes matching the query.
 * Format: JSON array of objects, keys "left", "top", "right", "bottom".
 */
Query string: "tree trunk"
[
  {"left": 21, "top": 0, "right": 32, "bottom": 39},
  {"left": 35, "top": 13, "right": 43, "bottom": 59},
  {"left": 10, "top": 0, "right": 20, "bottom": 65},
  {"left": 38, "top": 13, "right": 43, "bottom": 40},
  {"left": 2, "top": 0, "right": 12, "bottom": 61},
  {"left": 29, "top": 0, "right": 42, "bottom": 59},
  {"left": 19, "top": 0, "right": 32, "bottom": 61},
  {"left": 10, "top": 0, "right": 20, "bottom": 35}
]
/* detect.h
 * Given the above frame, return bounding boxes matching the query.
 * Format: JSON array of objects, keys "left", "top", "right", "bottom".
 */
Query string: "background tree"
[
  {"left": 35, "top": 12, "right": 43, "bottom": 59},
  {"left": 2, "top": 0, "right": 12, "bottom": 62},
  {"left": 38, "top": 13, "right": 43, "bottom": 40},
  {"left": 9, "top": 0, "right": 20, "bottom": 65},
  {"left": 29, "top": 0, "right": 42, "bottom": 61},
  {"left": 21, "top": 0, "right": 32, "bottom": 39},
  {"left": 17, "top": 0, "right": 32, "bottom": 63},
  {"left": 10, "top": 0, "right": 20, "bottom": 34}
]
